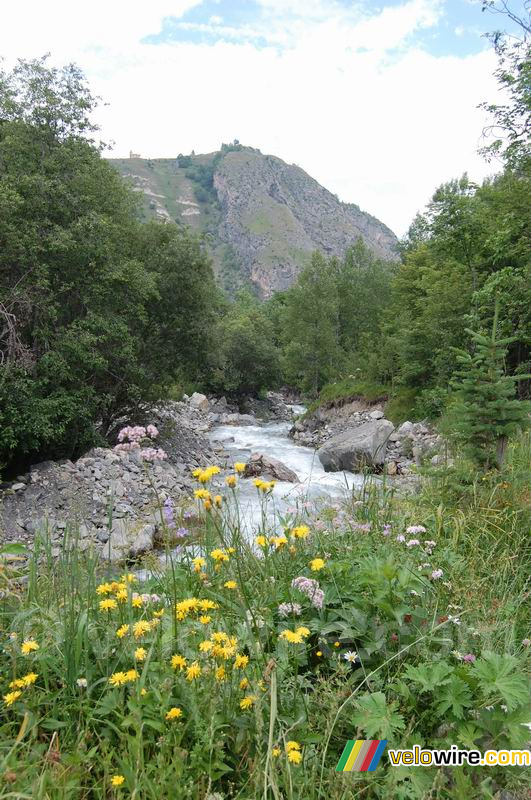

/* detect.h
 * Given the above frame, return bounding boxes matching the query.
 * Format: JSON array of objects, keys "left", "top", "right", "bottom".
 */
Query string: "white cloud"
[{"left": 0, "top": 0, "right": 499, "bottom": 235}]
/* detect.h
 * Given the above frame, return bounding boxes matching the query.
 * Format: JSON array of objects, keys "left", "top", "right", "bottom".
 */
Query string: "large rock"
[
  {"left": 317, "top": 419, "right": 394, "bottom": 472},
  {"left": 189, "top": 392, "right": 210, "bottom": 412},
  {"left": 244, "top": 453, "right": 299, "bottom": 483},
  {"left": 101, "top": 520, "right": 156, "bottom": 563}
]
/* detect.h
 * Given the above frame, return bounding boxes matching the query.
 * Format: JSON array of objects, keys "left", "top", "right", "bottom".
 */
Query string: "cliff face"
[{"left": 110, "top": 147, "right": 398, "bottom": 297}]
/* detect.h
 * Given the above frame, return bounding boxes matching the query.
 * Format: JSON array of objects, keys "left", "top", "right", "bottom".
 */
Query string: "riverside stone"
[{"left": 317, "top": 420, "right": 395, "bottom": 472}]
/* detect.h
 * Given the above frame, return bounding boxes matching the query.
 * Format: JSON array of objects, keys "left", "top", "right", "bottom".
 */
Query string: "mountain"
[{"left": 110, "top": 145, "right": 398, "bottom": 297}]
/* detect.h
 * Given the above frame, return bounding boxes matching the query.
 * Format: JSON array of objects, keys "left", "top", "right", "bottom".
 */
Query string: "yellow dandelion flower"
[
  {"left": 215, "top": 665, "right": 226, "bottom": 681},
  {"left": 199, "top": 640, "right": 214, "bottom": 653},
  {"left": 211, "top": 631, "right": 229, "bottom": 643},
  {"left": 234, "top": 654, "right": 249, "bottom": 669},
  {"left": 256, "top": 535, "right": 268, "bottom": 548},
  {"left": 116, "top": 624, "right": 129, "bottom": 639},
  {"left": 225, "top": 475, "right": 237, "bottom": 488},
  {"left": 165, "top": 706, "right": 183, "bottom": 720},
  {"left": 21, "top": 639, "right": 39, "bottom": 655},
  {"left": 291, "top": 525, "right": 310, "bottom": 539},
  {"left": 224, "top": 581, "right": 237, "bottom": 590},
  {"left": 171, "top": 654, "right": 187, "bottom": 671},
  {"left": 199, "top": 599, "right": 218, "bottom": 611},
  {"left": 125, "top": 669, "right": 139, "bottom": 682},
  {"left": 192, "top": 557, "right": 206, "bottom": 573},
  {"left": 316, "top": 650, "right": 322, "bottom": 657},
  {"left": 288, "top": 750, "right": 302, "bottom": 764},
  {"left": 296, "top": 626, "right": 310, "bottom": 638},
  {"left": 213, "top": 495, "right": 223, "bottom": 507},
  {"left": 150, "top": 617, "right": 161, "bottom": 629},
  {"left": 153, "top": 608, "right": 165, "bottom": 618},
  {"left": 271, "top": 536, "right": 288, "bottom": 549},
  {"left": 186, "top": 661, "right": 201, "bottom": 681},
  {"left": 108, "top": 671, "right": 128, "bottom": 687},
  {"left": 234, "top": 462, "right": 246, "bottom": 474},
  {"left": 194, "top": 488, "right": 211, "bottom": 500},
  {"left": 3, "top": 690, "right": 22, "bottom": 706},
  {"left": 240, "top": 695, "right": 256, "bottom": 710},
  {"left": 132, "top": 621, "right": 151, "bottom": 639},
  {"left": 334, "top": 641, "right": 340, "bottom": 648},
  {"left": 239, "top": 677, "right": 249, "bottom": 690},
  {"left": 99, "top": 598, "right": 118, "bottom": 612},
  {"left": 134, "top": 647, "right": 147, "bottom": 661},
  {"left": 309, "top": 558, "right": 325, "bottom": 572},
  {"left": 131, "top": 597, "right": 143, "bottom": 609},
  {"left": 111, "top": 775, "right": 125, "bottom": 787},
  {"left": 204, "top": 499, "right": 212, "bottom": 512},
  {"left": 210, "top": 549, "right": 229, "bottom": 563},
  {"left": 20, "top": 672, "right": 38, "bottom": 688},
  {"left": 272, "top": 747, "right": 281, "bottom": 758},
  {"left": 96, "top": 582, "right": 113, "bottom": 595},
  {"left": 199, "top": 615, "right": 212, "bottom": 624},
  {"left": 140, "top": 688, "right": 147, "bottom": 696},
  {"left": 115, "top": 589, "right": 128, "bottom": 603},
  {"left": 286, "top": 740, "right": 301, "bottom": 751}
]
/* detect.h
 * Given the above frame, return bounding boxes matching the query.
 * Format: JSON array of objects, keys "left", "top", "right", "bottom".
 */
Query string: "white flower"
[
  {"left": 76, "top": 678, "right": 88, "bottom": 688},
  {"left": 343, "top": 651, "right": 358, "bottom": 664},
  {"left": 406, "top": 525, "right": 427, "bottom": 534},
  {"left": 406, "top": 539, "right": 420, "bottom": 547},
  {"left": 448, "top": 615, "right": 461, "bottom": 625},
  {"left": 431, "top": 569, "right": 444, "bottom": 580},
  {"left": 396, "top": 534, "right": 406, "bottom": 543}
]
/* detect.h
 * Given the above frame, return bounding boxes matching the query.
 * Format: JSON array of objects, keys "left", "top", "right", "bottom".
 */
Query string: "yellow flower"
[
  {"left": 225, "top": 475, "right": 237, "bottom": 488},
  {"left": 297, "top": 626, "right": 310, "bottom": 637},
  {"left": 234, "top": 654, "right": 249, "bottom": 669},
  {"left": 224, "top": 581, "right": 237, "bottom": 590},
  {"left": 316, "top": 651, "right": 322, "bottom": 657},
  {"left": 272, "top": 747, "right": 281, "bottom": 758},
  {"left": 334, "top": 641, "right": 340, "bottom": 648},
  {"left": 108, "top": 671, "right": 130, "bottom": 687},
  {"left": 309, "top": 558, "right": 325, "bottom": 572},
  {"left": 239, "top": 677, "right": 249, "bottom": 690},
  {"left": 134, "top": 647, "right": 147, "bottom": 661},
  {"left": 212, "top": 631, "right": 229, "bottom": 643},
  {"left": 192, "top": 557, "right": 206, "bottom": 573},
  {"left": 132, "top": 621, "right": 151, "bottom": 639},
  {"left": 121, "top": 573, "right": 136, "bottom": 584},
  {"left": 125, "top": 669, "right": 139, "bottom": 682},
  {"left": 199, "top": 599, "right": 218, "bottom": 611},
  {"left": 256, "top": 535, "right": 268, "bottom": 548},
  {"left": 186, "top": 661, "right": 201, "bottom": 681},
  {"left": 213, "top": 495, "right": 223, "bottom": 508},
  {"left": 3, "top": 690, "right": 22, "bottom": 706},
  {"left": 288, "top": 750, "right": 302, "bottom": 764},
  {"left": 291, "top": 525, "right": 310, "bottom": 539},
  {"left": 215, "top": 666, "right": 226, "bottom": 681},
  {"left": 271, "top": 535, "right": 288, "bottom": 549},
  {"left": 99, "top": 598, "right": 118, "bottom": 612},
  {"left": 165, "top": 706, "right": 183, "bottom": 720},
  {"left": 111, "top": 775, "right": 125, "bottom": 787},
  {"left": 171, "top": 654, "right": 187, "bottom": 671},
  {"left": 240, "top": 695, "right": 256, "bottom": 710},
  {"left": 140, "top": 688, "right": 147, "bottom": 696},
  {"left": 131, "top": 596, "right": 143, "bottom": 609},
  {"left": 286, "top": 740, "right": 301, "bottom": 751},
  {"left": 115, "top": 589, "right": 128, "bottom": 603},
  {"left": 204, "top": 499, "right": 212, "bottom": 512},
  {"left": 199, "top": 640, "right": 214, "bottom": 653},
  {"left": 116, "top": 624, "right": 129, "bottom": 639},
  {"left": 199, "top": 615, "right": 212, "bottom": 624},
  {"left": 234, "top": 462, "right": 246, "bottom": 474},
  {"left": 9, "top": 672, "right": 38, "bottom": 689},
  {"left": 96, "top": 582, "right": 113, "bottom": 595},
  {"left": 153, "top": 608, "right": 165, "bottom": 618},
  {"left": 21, "top": 639, "right": 39, "bottom": 655},
  {"left": 210, "top": 549, "right": 229, "bottom": 563},
  {"left": 194, "top": 488, "right": 211, "bottom": 500},
  {"left": 279, "top": 627, "right": 310, "bottom": 645}
]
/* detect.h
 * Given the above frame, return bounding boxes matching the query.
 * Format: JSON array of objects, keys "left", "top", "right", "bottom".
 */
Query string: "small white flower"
[
  {"left": 501, "top": 704, "right": 508, "bottom": 713},
  {"left": 431, "top": 569, "right": 444, "bottom": 580},
  {"left": 406, "top": 539, "right": 420, "bottom": 547},
  {"left": 76, "top": 678, "right": 88, "bottom": 688},
  {"left": 396, "top": 534, "right": 406, "bottom": 543},
  {"left": 448, "top": 615, "right": 461, "bottom": 626},
  {"left": 343, "top": 651, "right": 358, "bottom": 664}
]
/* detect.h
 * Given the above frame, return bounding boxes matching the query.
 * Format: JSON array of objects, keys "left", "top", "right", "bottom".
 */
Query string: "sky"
[{"left": 0, "top": 0, "right": 519, "bottom": 235}]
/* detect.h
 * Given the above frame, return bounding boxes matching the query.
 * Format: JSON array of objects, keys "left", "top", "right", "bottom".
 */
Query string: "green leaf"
[
  {"left": 404, "top": 662, "right": 453, "bottom": 693},
  {"left": 435, "top": 676, "right": 473, "bottom": 719},
  {"left": 351, "top": 691, "right": 405, "bottom": 739},
  {"left": 472, "top": 651, "right": 529, "bottom": 711}
]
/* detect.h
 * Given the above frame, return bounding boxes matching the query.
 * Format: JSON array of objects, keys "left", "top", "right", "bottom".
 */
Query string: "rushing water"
[{"left": 209, "top": 408, "right": 366, "bottom": 532}]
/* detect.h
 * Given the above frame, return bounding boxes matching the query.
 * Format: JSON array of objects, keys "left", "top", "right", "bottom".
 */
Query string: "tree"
[{"left": 449, "top": 303, "right": 530, "bottom": 468}]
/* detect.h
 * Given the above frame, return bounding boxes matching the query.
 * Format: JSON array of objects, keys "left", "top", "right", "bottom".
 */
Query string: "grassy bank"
[
  {"left": 303, "top": 379, "right": 420, "bottom": 425},
  {"left": 0, "top": 438, "right": 529, "bottom": 799}
]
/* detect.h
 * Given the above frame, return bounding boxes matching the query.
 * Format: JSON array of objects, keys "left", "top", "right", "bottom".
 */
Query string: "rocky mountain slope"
[{"left": 110, "top": 145, "right": 398, "bottom": 297}]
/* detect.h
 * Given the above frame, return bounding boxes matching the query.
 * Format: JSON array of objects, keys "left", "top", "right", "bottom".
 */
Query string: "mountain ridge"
[{"left": 110, "top": 145, "right": 398, "bottom": 296}]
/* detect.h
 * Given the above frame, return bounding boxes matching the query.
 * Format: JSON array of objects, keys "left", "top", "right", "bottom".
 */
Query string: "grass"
[{"left": 0, "top": 438, "right": 529, "bottom": 799}]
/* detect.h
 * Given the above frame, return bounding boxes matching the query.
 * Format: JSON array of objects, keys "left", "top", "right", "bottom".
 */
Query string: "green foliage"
[
  {"left": 448, "top": 305, "right": 530, "bottom": 468},
  {"left": 0, "top": 59, "right": 218, "bottom": 474}
]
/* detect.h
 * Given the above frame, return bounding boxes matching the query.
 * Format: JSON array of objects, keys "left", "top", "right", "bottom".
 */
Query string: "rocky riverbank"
[
  {"left": 290, "top": 400, "right": 446, "bottom": 475},
  {"left": 0, "top": 391, "right": 295, "bottom": 559}
]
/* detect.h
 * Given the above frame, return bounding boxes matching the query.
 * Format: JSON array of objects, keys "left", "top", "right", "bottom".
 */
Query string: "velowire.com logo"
[{"left": 336, "top": 740, "right": 388, "bottom": 772}]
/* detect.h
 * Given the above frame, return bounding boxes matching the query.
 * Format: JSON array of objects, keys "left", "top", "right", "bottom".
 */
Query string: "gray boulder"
[
  {"left": 189, "top": 392, "right": 210, "bottom": 411},
  {"left": 101, "top": 519, "right": 156, "bottom": 563},
  {"left": 317, "top": 419, "right": 394, "bottom": 472},
  {"left": 244, "top": 453, "right": 299, "bottom": 483}
]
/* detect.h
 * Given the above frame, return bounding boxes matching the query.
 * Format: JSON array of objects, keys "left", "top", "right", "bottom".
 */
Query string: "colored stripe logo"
[{"left": 336, "top": 740, "right": 388, "bottom": 772}]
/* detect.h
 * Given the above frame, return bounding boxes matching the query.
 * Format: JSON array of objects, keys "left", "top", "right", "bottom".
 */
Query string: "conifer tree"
[{"left": 450, "top": 303, "right": 530, "bottom": 468}]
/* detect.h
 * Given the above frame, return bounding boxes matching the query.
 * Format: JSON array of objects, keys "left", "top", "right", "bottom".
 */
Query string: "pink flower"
[
  {"left": 431, "top": 569, "right": 444, "bottom": 580},
  {"left": 146, "top": 424, "right": 159, "bottom": 439},
  {"left": 406, "top": 539, "right": 420, "bottom": 547},
  {"left": 462, "top": 653, "right": 476, "bottom": 663},
  {"left": 407, "top": 525, "right": 427, "bottom": 535}
]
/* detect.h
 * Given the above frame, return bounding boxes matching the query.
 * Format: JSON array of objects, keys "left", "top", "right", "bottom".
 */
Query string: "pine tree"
[{"left": 450, "top": 302, "right": 530, "bottom": 468}]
